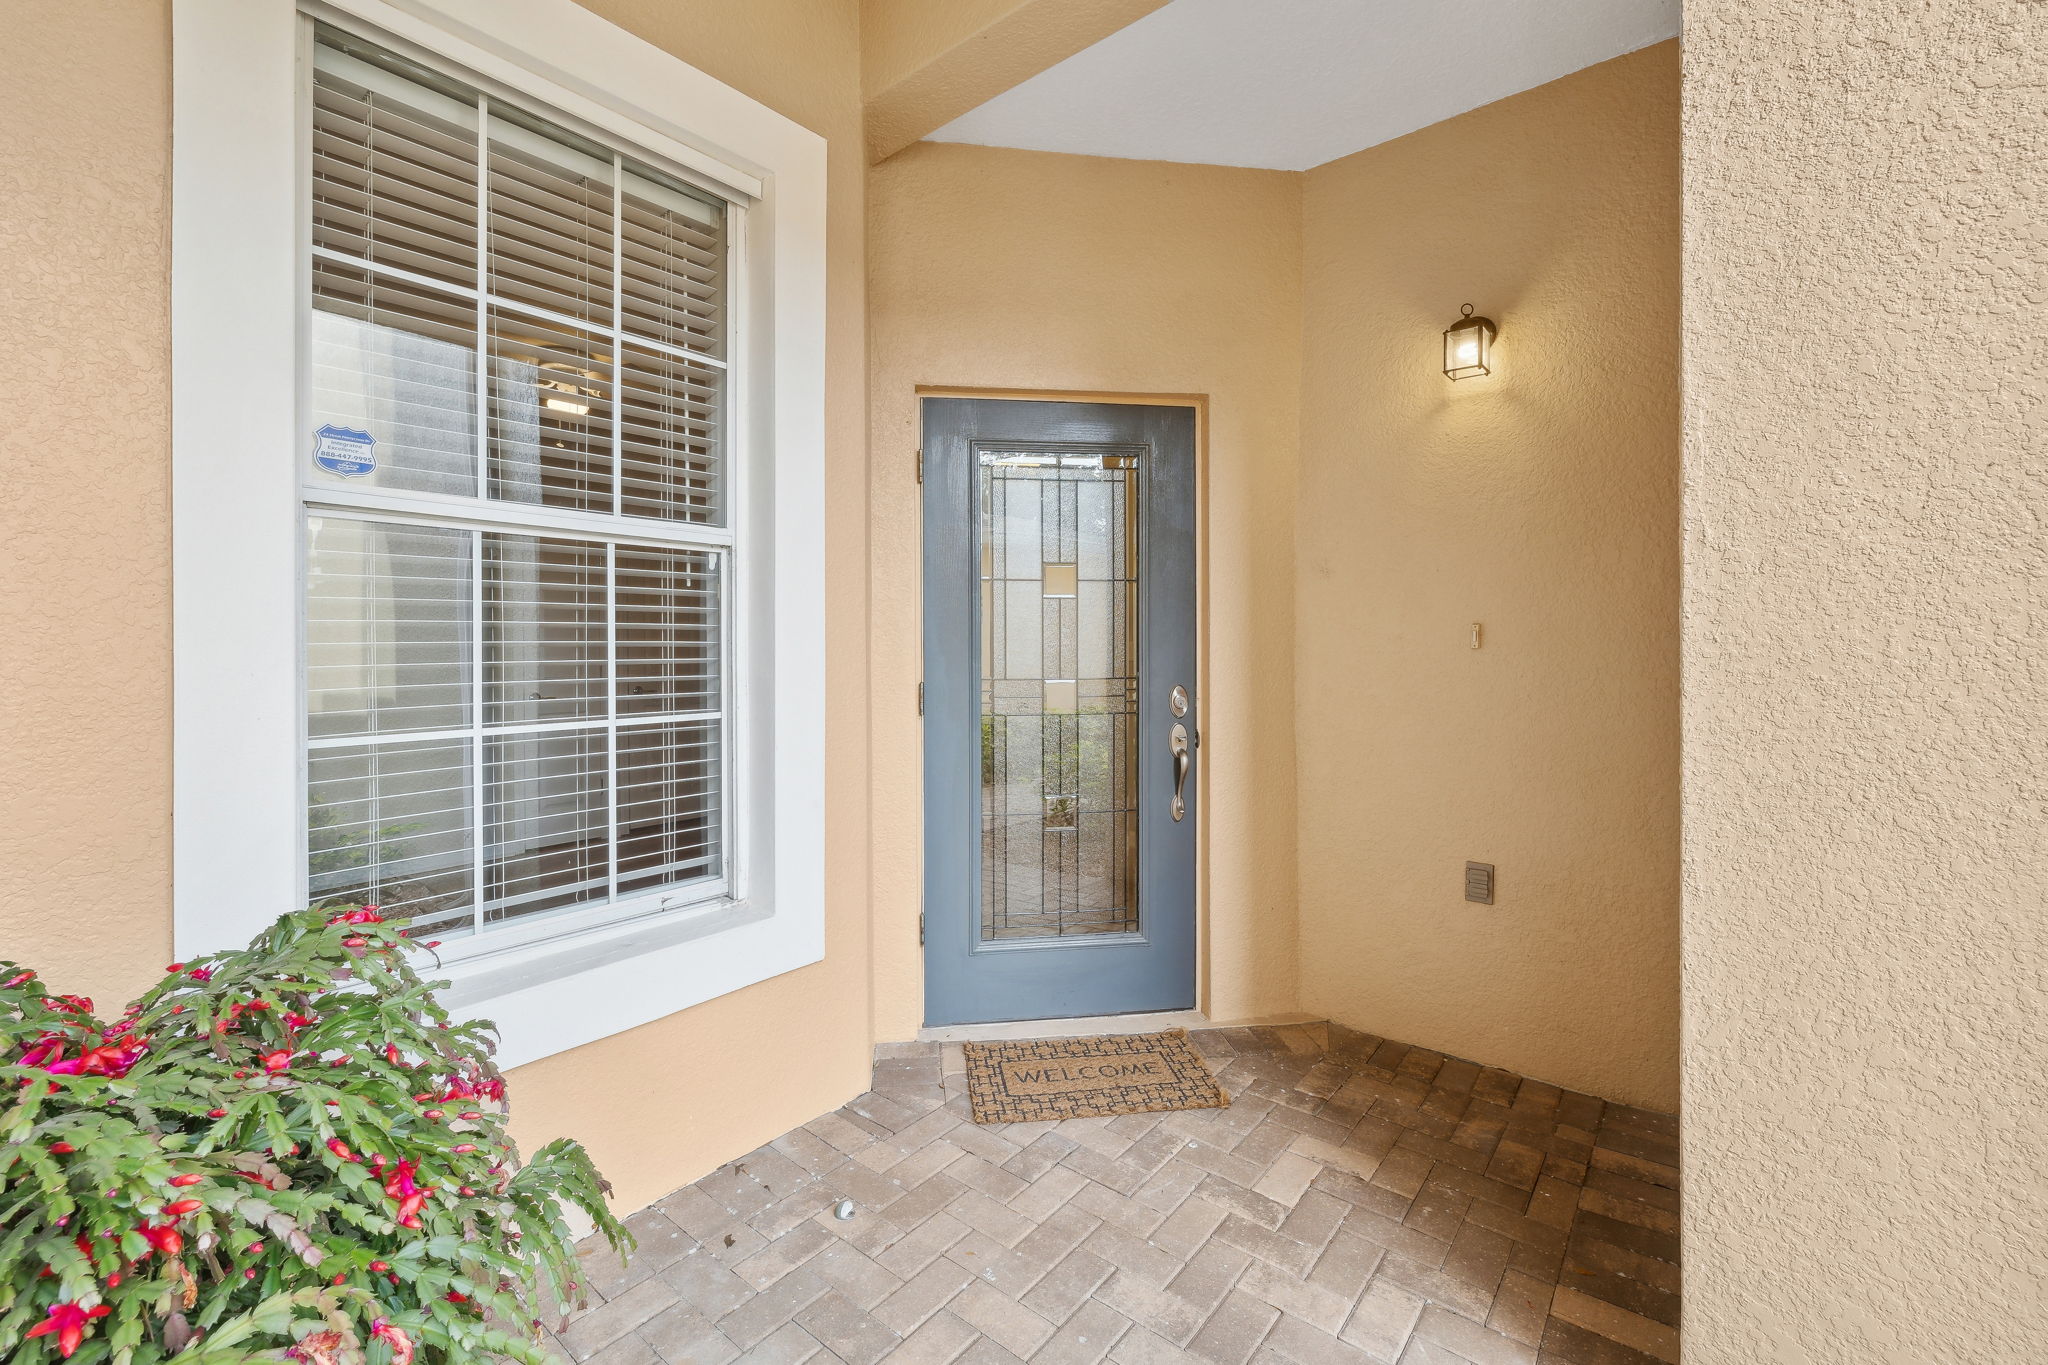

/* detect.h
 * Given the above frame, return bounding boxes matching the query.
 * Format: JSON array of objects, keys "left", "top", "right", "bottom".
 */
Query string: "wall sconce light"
[{"left": 1443, "top": 303, "right": 1497, "bottom": 381}]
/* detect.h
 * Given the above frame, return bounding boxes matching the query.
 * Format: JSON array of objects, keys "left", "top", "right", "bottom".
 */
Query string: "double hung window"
[{"left": 303, "top": 27, "right": 737, "bottom": 952}]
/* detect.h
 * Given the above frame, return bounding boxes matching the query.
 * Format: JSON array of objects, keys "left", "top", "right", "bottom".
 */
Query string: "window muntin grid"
[{"left": 302, "top": 27, "right": 736, "bottom": 947}]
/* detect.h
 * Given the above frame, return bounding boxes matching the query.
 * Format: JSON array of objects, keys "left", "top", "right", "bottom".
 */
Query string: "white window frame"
[{"left": 172, "top": 0, "right": 827, "bottom": 1069}]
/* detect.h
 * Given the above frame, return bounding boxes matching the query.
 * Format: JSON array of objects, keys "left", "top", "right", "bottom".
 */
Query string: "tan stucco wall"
[
  {"left": 0, "top": 0, "right": 873, "bottom": 1217},
  {"left": 866, "top": 142, "right": 1304, "bottom": 1038},
  {"left": 862, "top": 0, "right": 1023, "bottom": 97},
  {"left": 9, "top": 3, "right": 1695, "bottom": 1230},
  {"left": 1294, "top": 45, "right": 1683, "bottom": 1111},
  {"left": 859, "top": 0, "right": 1171, "bottom": 160},
  {"left": 0, "top": 2, "right": 175, "bottom": 1010},
  {"left": 1681, "top": 2, "right": 2047, "bottom": 1358},
  {"left": 493, "top": 0, "right": 874, "bottom": 1215}
]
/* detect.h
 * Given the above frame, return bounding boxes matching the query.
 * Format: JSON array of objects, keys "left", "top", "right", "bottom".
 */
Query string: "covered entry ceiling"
[{"left": 927, "top": 0, "right": 1680, "bottom": 171}]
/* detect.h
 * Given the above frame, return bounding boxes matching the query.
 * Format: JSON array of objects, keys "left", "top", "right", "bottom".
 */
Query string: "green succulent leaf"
[{"left": 0, "top": 908, "right": 631, "bottom": 1364}]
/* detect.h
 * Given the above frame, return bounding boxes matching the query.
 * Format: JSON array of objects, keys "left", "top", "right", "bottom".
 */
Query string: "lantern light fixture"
[{"left": 1442, "top": 303, "right": 1497, "bottom": 381}]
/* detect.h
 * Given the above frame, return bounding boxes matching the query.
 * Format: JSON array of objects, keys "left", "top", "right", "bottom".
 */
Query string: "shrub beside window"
[{"left": 1, "top": 907, "right": 629, "bottom": 1363}]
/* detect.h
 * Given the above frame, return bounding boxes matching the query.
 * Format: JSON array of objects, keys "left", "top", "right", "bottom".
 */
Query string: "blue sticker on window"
[{"left": 313, "top": 424, "right": 377, "bottom": 478}]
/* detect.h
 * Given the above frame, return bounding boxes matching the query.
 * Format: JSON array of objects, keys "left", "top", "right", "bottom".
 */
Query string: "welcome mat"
[{"left": 961, "top": 1029, "right": 1229, "bottom": 1124}]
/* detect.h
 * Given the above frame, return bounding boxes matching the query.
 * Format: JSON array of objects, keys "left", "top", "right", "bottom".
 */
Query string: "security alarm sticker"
[{"left": 313, "top": 424, "right": 377, "bottom": 478}]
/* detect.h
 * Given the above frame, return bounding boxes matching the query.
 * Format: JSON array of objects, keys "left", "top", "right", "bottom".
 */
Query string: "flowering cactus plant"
[{"left": 1, "top": 907, "right": 630, "bottom": 1363}]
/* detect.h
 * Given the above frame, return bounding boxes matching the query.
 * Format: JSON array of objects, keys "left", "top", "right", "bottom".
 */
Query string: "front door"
[{"left": 922, "top": 398, "right": 1197, "bottom": 1026}]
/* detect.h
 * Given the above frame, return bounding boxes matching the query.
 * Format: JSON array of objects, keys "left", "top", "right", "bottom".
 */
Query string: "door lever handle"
[{"left": 1170, "top": 722, "right": 1191, "bottom": 822}]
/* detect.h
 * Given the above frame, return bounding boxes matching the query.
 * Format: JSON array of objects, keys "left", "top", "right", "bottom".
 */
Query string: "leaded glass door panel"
[{"left": 922, "top": 399, "right": 1197, "bottom": 1026}]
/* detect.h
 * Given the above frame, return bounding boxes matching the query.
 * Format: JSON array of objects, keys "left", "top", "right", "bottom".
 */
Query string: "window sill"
[{"left": 435, "top": 897, "right": 800, "bottom": 1069}]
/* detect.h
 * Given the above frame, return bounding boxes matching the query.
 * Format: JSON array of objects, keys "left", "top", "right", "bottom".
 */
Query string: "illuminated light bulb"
[{"left": 1442, "top": 303, "right": 1498, "bottom": 381}]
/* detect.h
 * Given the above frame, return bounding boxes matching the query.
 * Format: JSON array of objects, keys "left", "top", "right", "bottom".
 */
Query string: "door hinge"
[
  {"left": 917, "top": 681, "right": 924, "bottom": 715},
  {"left": 915, "top": 448, "right": 924, "bottom": 483}
]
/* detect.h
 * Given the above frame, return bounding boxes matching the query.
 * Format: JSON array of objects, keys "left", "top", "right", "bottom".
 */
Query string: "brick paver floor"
[{"left": 541, "top": 1024, "right": 1680, "bottom": 1365}]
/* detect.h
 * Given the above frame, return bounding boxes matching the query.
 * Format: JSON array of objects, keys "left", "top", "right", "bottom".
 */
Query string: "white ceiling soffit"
[{"left": 928, "top": 0, "right": 1681, "bottom": 172}]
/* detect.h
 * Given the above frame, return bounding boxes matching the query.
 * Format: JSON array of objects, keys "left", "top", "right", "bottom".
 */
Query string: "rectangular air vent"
[{"left": 1465, "top": 861, "right": 1495, "bottom": 905}]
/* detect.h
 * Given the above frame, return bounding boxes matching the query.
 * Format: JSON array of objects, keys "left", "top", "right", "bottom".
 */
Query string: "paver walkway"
[{"left": 542, "top": 1024, "right": 1681, "bottom": 1365}]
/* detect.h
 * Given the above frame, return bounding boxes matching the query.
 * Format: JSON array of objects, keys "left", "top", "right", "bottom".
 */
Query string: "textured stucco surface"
[
  {"left": 1295, "top": 46, "right": 1683, "bottom": 1112},
  {"left": 0, "top": 2, "right": 175, "bottom": 1009},
  {"left": 862, "top": 0, "right": 1025, "bottom": 96},
  {"left": 506, "top": 0, "right": 875, "bottom": 1214},
  {"left": 1681, "top": 2, "right": 2047, "bottom": 1360},
  {"left": 0, "top": 0, "right": 874, "bottom": 1217},
  {"left": 866, "top": 142, "right": 1304, "bottom": 1038},
  {"left": 860, "top": 0, "right": 1171, "bottom": 160}
]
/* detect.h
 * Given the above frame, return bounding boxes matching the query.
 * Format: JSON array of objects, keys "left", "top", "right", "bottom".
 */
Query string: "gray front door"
[{"left": 922, "top": 398, "right": 1197, "bottom": 1026}]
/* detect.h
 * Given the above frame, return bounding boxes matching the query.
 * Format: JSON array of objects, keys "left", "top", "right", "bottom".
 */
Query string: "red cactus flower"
[
  {"left": 327, "top": 908, "right": 385, "bottom": 925},
  {"left": 206, "top": 1108, "right": 228, "bottom": 1119},
  {"left": 19, "top": 1035, "right": 64, "bottom": 1069},
  {"left": 165, "top": 963, "right": 184, "bottom": 973},
  {"left": 168, "top": 1173, "right": 204, "bottom": 1187},
  {"left": 445, "top": 1291, "right": 468, "bottom": 1304},
  {"left": 370, "top": 1318, "right": 416, "bottom": 1365},
  {"left": 49, "top": 1142, "right": 74, "bottom": 1154},
  {"left": 72, "top": 1032, "right": 148, "bottom": 1079},
  {"left": 326, "top": 1138, "right": 357, "bottom": 1162},
  {"left": 136, "top": 1221, "right": 184, "bottom": 1256},
  {"left": 284, "top": 1012, "right": 318, "bottom": 1032},
  {"left": 163, "top": 1199, "right": 203, "bottom": 1217},
  {"left": 260, "top": 1050, "right": 293, "bottom": 1074},
  {"left": 187, "top": 968, "right": 213, "bottom": 982},
  {"left": 26, "top": 1302, "right": 111, "bottom": 1358},
  {"left": 284, "top": 1329, "right": 347, "bottom": 1364}
]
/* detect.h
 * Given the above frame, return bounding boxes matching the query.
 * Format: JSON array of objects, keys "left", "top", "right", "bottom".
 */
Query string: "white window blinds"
[{"left": 303, "top": 28, "right": 735, "bottom": 947}]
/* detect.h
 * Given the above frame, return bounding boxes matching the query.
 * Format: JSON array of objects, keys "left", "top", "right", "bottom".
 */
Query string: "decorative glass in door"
[{"left": 978, "top": 449, "right": 1142, "bottom": 942}]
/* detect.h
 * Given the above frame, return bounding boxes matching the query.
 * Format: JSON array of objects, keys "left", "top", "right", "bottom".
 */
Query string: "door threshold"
[{"left": 917, "top": 1008, "right": 1210, "bottom": 1044}]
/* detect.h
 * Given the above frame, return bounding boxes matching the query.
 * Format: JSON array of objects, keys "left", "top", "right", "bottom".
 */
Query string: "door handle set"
[
  {"left": 1168, "top": 683, "right": 1193, "bottom": 822},
  {"left": 1169, "top": 725, "right": 1190, "bottom": 821}
]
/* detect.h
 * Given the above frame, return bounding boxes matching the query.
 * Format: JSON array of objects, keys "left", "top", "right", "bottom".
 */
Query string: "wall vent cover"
[{"left": 1464, "top": 861, "right": 1495, "bottom": 905}]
